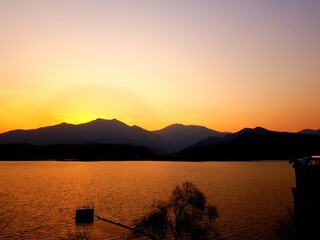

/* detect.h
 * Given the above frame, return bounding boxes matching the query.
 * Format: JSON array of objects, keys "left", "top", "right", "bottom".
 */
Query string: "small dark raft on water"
[{"left": 75, "top": 206, "right": 94, "bottom": 223}]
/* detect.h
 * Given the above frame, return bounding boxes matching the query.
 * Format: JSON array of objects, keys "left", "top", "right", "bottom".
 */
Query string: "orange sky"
[{"left": 1, "top": 0, "right": 320, "bottom": 133}]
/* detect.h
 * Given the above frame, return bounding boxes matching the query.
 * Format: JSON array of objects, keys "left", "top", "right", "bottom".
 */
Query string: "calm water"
[{"left": 0, "top": 161, "right": 294, "bottom": 239}]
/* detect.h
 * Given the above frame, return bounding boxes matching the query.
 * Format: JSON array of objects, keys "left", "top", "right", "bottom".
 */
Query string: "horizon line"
[{"left": 0, "top": 117, "right": 317, "bottom": 135}]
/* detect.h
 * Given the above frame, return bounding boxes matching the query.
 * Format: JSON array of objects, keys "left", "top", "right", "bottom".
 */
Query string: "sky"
[{"left": 1, "top": 0, "right": 320, "bottom": 133}]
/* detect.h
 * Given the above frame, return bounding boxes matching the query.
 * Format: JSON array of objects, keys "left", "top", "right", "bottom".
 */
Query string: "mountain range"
[
  {"left": 0, "top": 119, "right": 319, "bottom": 160},
  {"left": 153, "top": 124, "right": 229, "bottom": 152},
  {"left": 178, "top": 127, "right": 320, "bottom": 160},
  {"left": 299, "top": 129, "right": 320, "bottom": 135},
  {"left": 0, "top": 119, "right": 168, "bottom": 153},
  {"left": 0, "top": 119, "right": 225, "bottom": 154}
]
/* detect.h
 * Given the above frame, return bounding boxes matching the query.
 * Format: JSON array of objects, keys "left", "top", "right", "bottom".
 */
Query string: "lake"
[{"left": 0, "top": 161, "right": 294, "bottom": 239}]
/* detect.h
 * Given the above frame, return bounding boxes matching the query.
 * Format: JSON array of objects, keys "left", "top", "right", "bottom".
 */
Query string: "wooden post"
[{"left": 97, "top": 216, "right": 157, "bottom": 240}]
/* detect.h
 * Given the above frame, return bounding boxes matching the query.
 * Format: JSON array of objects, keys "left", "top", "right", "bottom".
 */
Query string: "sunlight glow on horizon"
[{"left": 1, "top": 0, "right": 320, "bottom": 133}]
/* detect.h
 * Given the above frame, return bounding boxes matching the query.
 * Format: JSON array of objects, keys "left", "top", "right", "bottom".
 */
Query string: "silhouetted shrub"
[{"left": 129, "top": 181, "right": 220, "bottom": 240}]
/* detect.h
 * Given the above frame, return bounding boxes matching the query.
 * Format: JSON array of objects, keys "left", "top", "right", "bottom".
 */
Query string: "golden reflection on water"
[{"left": 0, "top": 161, "right": 294, "bottom": 239}]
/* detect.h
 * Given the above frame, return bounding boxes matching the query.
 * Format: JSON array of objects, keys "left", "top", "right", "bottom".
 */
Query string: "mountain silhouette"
[
  {"left": 299, "top": 129, "right": 320, "bottom": 135},
  {"left": 0, "top": 119, "right": 170, "bottom": 153},
  {"left": 179, "top": 127, "right": 320, "bottom": 160},
  {"left": 185, "top": 127, "right": 272, "bottom": 148},
  {"left": 153, "top": 123, "right": 228, "bottom": 153},
  {"left": 1, "top": 120, "right": 319, "bottom": 160}
]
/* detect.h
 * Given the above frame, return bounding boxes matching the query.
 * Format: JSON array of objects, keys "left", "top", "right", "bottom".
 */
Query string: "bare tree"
[{"left": 129, "top": 181, "right": 220, "bottom": 240}]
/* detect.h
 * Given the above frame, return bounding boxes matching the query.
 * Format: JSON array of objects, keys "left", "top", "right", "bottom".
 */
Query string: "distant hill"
[
  {"left": 0, "top": 120, "right": 229, "bottom": 154},
  {"left": 153, "top": 124, "right": 229, "bottom": 153},
  {"left": 1, "top": 120, "right": 319, "bottom": 160},
  {"left": 299, "top": 129, "right": 320, "bottom": 135},
  {"left": 179, "top": 127, "right": 320, "bottom": 160},
  {"left": 0, "top": 119, "right": 170, "bottom": 153}
]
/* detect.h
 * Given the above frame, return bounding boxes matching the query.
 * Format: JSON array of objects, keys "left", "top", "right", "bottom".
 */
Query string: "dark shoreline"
[
  {"left": 0, "top": 142, "right": 315, "bottom": 162},
  {"left": 0, "top": 158, "right": 291, "bottom": 162}
]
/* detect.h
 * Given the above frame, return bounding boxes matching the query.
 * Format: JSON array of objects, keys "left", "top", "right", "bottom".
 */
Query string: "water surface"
[{"left": 0, "top": 161, "right": 294, "bottom": 239}]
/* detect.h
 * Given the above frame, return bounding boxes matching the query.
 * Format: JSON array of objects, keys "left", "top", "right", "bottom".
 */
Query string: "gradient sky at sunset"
[{"left": 1, "top": 0, "right": 320, "bottom": 133}]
